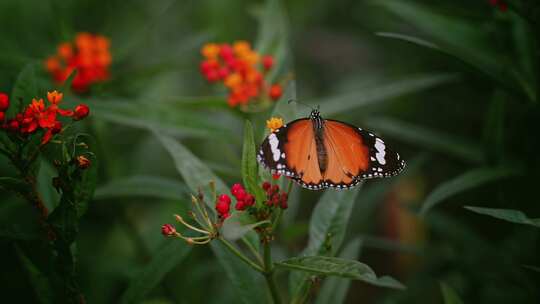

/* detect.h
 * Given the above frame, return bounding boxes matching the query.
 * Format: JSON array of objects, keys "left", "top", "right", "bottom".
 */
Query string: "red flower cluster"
[
  {"left": 215, "top": 183, "right": 257, "bottom": 219},
  {"left": 488, "top": 0, "right": 507, "bottom": 11},
  {"left": 45, "top": 32, "right": 112, "bottom": 93},
  {"left": 262, "top": 182, "right": 288, "bottom": 209},
  {"left": 199, "top": 41, "right": 284, "bottom": 108},
  {"left": 0, "top": 91, "right": 90, "bottom": 145}
]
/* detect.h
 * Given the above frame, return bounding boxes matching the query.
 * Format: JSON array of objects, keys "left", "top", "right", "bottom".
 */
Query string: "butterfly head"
[{"left": 309, "top": 108, "right": 324, "bottom": 129}]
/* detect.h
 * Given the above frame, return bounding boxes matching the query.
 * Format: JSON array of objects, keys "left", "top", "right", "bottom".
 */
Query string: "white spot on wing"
[
  {"left": 374, "top": 138, "right": 386, "bottom": 165},
  {"left": 268, "top": 134, "right": 281, "bottom": 162}
]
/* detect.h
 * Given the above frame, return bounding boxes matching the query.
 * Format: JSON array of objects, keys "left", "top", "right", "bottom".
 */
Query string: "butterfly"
[{"left": 257, "top": 109, "right": 405, "bottom": 190}]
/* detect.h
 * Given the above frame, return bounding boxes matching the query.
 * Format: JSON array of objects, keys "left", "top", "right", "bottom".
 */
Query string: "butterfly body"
[{"left": 258, "top": 110, "right": 405, "bottom": 190}]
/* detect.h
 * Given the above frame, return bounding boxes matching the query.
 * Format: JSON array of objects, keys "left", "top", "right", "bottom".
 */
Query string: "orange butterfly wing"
[{"left": 322, "top": 120, "right": 370, "bottom": 186}]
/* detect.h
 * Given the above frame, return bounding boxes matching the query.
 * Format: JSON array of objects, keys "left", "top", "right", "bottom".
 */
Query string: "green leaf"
[
  {"left": 315, "top": 238, "right": 363, "bottom": 304},
  {"left": 120, "top": 240, "right": 191, "bottom": 304},
  {"left": 9, "top": 63, "right": 39, "bottom": 118},
  {"left": 154, "top": 132, "right": 228, "bottom": 205},
  {"left": 15, "top": 245, "right": 54, "bottom": 304},
  {"left": 210, "top": 241, "right": 266, "bottom": 304},
  {"left": 0, "top": 177, "right": 31, "bottom": 196},
  {"left": 290, "top": 188, "right": 361, "bottom": 298},
  {"left": 440, "top": 282, "right": 464, "bottom": 304},
  {"left": 73, "top": 154, "right": 98, "bottom": 218},
  {"left": 277, "top": 256, "right": 405, "bottom": 289},
  {"left": 464, "top": 206, "right": 540, "bottom": 227},
  {"left": 222, "top": 212, "right": 270, "bottom": 241},
  {"left": 313, "top": 73, "right": 458, "bottom": 116},
  {"left": 90, "top": 99, "right": 229, "bottom": 139},
  {"left": 241, "top": 120, "right": 265, "bottom": 205},
  {"left": 420, "top": 167, "right": 521, "bottom": 215},
  {"left": 0, "top": 224, "right": 40, "bottom": 240},
  {"left": 94, "top": 175, "right": 188, "bottom": 201},
  {"left": 37, "top": 160, "right": 60, "bottom": 211},
  {"left": 375, "top": 1, "right": 535, "bottom": 102},
  {"left": 364, "top": 117, "right": 484, "bottom": 163}
]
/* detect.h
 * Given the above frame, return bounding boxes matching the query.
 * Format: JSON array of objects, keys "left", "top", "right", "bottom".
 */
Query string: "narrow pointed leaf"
[
  {"left": 94, "top": 175, "right": 188, "bottom": 201},
  {"left": 464, "top": 206, "right": 540, "bottom": 227},
  {"left": 241, "top": 120, "right": 265, "bottom": 204},
  {"left": 440, "top": 282, "right": 464, "bottom": 304},
  {"left": 277, "top": 256, "right": 405, "bottom": 289},
  {"left": 420, "top": 167, "right": 521, "bottom": 215}
]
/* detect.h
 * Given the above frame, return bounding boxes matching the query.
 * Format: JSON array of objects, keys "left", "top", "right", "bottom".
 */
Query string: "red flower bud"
[
  {"left": 0, "top": 112, "right": 4, "bottom": 122},
  {"left": 270, "top": 184, "right": 280, "bottom": 195},
  {"left": 0, "top": 93, "right": 9, "bottom": 111},
  {"left": 235, "top": 200, "right": 246, "bottom": 211},
  {"left": 231, "top": 183, "right": 244, "bottom": 197},
  {"left": 51, "top": 121, "right": 62, "bottom": 134},
  {"left": 262, "top": 182, "right": 271, "bottom": 191},
  {"left": 222, "top": 212, "right": 230, "bottom": 219},
  {"left": 244, "top": 194, "right": 255, "bottom": 207},
  {"left": 205, "top": 69, "right": 220, "bottom": 82},
  {"left": 8, "top": 120, "right": 19, "bottom": 131},
  {"left": 280, "top": 199, "right": 288, "bottom": 210},
  {"left": 218, "top": 194, "right": 231, "bottom": 205},
  {"left": 262, "top": 55, "right": 274, "bottom": 70},
  {"left": 269, "top": 84, "right": 283, "bottom": 101},
  {"left": 219, "top": 44, "right": 234, "bottom": 60},
  {"left": 272, "top": 174, "right": 281, "bottom": 180},
  {"left": 161, "top": 224, "right": 176, "bottom": 236},
  {"left": 216, "top": 201, "right": 230, "bottom": 215},
  {"left": 73, "top": 104, "right": 90, "bottom": 121}
]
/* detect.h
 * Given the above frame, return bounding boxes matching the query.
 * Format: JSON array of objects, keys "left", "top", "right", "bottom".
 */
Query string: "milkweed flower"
[
  {"left": 0, "top": 90, "right": 90, "bottom": 145},
  {"left": 199, "top": 40, "right": 288, "bottom": 110},
  {"left": 488, "top": 0, "right": 508, "bottom": 11},
  {"left": 44, "top": 32, "right": 112, "bottom": 93},
  {"left": 266, "top": 117, "right": 284, "bottom": 133}
]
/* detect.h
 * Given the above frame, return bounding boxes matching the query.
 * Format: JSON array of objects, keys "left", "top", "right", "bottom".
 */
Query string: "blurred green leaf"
[
  {"left": 464, "top": 206, "right": 540, "bottom": 227},
  {"left": 9, "top": 63, "right": 38, "bottom": 117},
  {"left": 154, "top": 132, "right": 228, "bottom": 205},
  {"left": 15, "top": 245, "right": 54, "bottom": 304},
  {"left": 277, "top": 256, "right": 405, "bottom": 289},
  {"left": 120, "top": 240, "right": 191, "bottom": 304},
  {"left": 0, "top": 176, "right": 31, "bottom": 195},
  {"left": 315, "top": 238, "right": 363, "bottom": 304},
  {"left": 440, "top": 282, "right": 464, "bottom": 304},
  {"left": 91, "top": 100, "right": 229, "bottom": 139},
  {"left": 420, "top": 167, "right": 521, "bottom": 215},
  {"left": 94, "top": 175, "right": 188, "bottom": 201},
  {"left": 290, "top": 188, "right": 361, "bottom": 298},
  {"left": 37, "top": 160, "right": 60, "bottom": 211},
  {"left": 376, "top": 1, "right": 536, "bottom": 102},
  {"left": 73, "top": 155, "right": 98, "bottom": 218},
  {"left": 0, "top": 224, "right": 40, "bottom": 240},
  {"left": 364, "top": 117, "right": 484, "bottom": 163},
  {"left": 314, "top": 73, "right": 458, "bottom": 116},
  {"left": 241, "top": 120, "right": 265, "bottom": 205},
  {"left": 222, "top": 212, "right": 270, "bottom": 241}
]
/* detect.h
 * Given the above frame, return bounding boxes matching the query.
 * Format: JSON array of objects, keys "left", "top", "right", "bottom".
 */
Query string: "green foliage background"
[{"left": 1, "top": 0, "right": 539, "bottom": 303}]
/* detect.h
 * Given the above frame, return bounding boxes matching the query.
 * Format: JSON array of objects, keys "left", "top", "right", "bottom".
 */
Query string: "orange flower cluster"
[
  {"left": 45, "top": 32, "right": 112, "bottom": 93},
  {"left": 200, "top": 41, "right": 283, "bottom": 108},
  {"left": 0, "top": 90, "right": 90, "bottom": 145}
]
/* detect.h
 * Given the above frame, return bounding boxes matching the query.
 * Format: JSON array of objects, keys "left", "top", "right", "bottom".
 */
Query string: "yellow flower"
[
  {"left": 266, "top": 117, "right": 284, "bottom": 133},
  {"left": 233, "top": 40, "right": 251, "bottom": 57},
  {"left": 46, "top": 90, "right": 63, "bottom": 105},
  {"left": 224, "top": 73, "right": 242, "bottom": 89},
  {"left": 201, "top": 43, "right": 220, "bottom": 59}
]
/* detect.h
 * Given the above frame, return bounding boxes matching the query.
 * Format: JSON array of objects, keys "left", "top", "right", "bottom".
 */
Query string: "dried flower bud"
[
  {"left": 77, "top": 155, "right": 91, "bottom": 169},
  {"left": 161, "top": 224, "right": 176, "bottom": 236}
]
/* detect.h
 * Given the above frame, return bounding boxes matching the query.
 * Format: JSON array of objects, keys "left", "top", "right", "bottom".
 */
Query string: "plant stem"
[
  {"left": 218, "top": 238, "right": 265, "bottom": 273},
  {"left": 263, "top": 242, "right": 282, "bottom": 304},
  {"left": 241, "top": 236, "right": 264, "bottom": 265}
]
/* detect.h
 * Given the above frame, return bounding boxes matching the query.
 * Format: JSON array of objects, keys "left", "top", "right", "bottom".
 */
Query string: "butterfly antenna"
[{"left": 288, "top": 99, "right": 316, "bottom": 111}]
